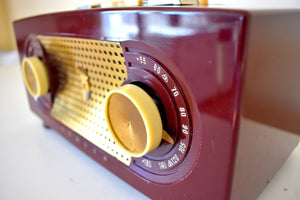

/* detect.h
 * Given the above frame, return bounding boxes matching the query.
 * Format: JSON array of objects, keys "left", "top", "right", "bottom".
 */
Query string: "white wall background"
[{"left": 209, "top": 0, "right": 300, "bottom": 8}]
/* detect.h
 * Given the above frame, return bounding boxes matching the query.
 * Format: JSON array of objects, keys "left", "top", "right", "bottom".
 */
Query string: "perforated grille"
[{"left": 38, "top": 36, "right": 131, "bottom": 165}]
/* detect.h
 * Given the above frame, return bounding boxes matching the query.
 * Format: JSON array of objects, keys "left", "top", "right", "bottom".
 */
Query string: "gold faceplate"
[{"left": 38, "top": 36, "right": 131, "bottom": 165}]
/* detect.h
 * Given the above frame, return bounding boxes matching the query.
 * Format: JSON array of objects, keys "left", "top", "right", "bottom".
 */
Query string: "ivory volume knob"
[{"left": 22, "top": 56, "right": 49, "bottom": 98}]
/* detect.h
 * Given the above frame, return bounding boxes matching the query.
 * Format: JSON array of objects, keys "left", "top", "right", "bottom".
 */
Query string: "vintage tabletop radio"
[{"left": 14, "top": 1, "right": 300, "bottom": 199}]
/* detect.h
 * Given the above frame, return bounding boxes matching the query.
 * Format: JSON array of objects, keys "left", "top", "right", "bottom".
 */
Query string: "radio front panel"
[{"left": 14, "top": 7, "right": 300, "bottom": 200}]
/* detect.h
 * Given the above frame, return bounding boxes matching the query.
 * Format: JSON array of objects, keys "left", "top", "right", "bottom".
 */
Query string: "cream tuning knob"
[
  {"left": 105, "top": 84, "right": 163, "bottom": 157},
  {"left": 22, "top": 56, "right": 50, "bottom": 98}
]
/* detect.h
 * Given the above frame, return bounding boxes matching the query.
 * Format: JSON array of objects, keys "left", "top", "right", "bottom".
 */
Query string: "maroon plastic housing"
[{"left": 13, "top": 7, "right": 300, "bottom": 200}]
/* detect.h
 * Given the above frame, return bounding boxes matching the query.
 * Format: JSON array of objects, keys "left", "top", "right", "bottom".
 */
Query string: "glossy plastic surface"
[{"left": 14, "top": 7, "right": 248, "bottom": 200}]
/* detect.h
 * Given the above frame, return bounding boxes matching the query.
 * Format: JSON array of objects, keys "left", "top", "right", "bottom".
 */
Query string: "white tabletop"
[{"left": 0, "top": 53, "right": 299, "bottom": 200}]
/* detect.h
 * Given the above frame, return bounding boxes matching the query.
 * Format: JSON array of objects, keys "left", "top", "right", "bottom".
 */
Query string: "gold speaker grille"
[{"left": 38, "top": 36, "right": 131, "bottom": 165}]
